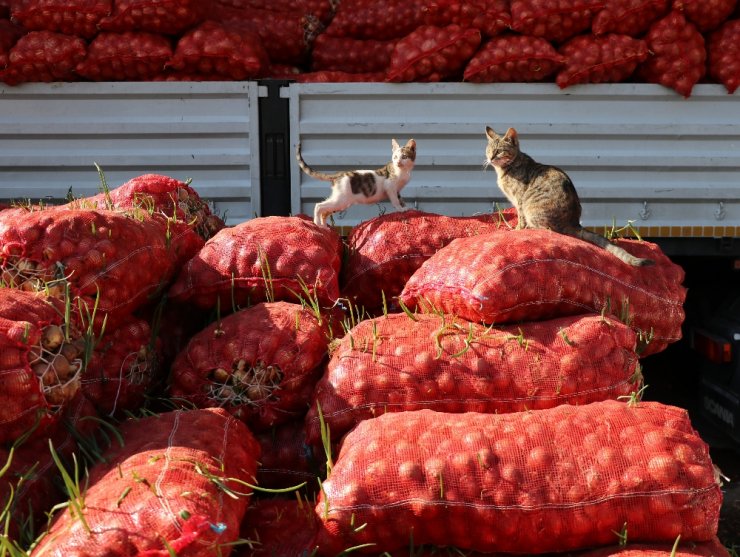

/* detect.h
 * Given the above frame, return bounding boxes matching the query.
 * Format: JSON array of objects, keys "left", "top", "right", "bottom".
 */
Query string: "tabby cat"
[
  {"left": 485, "top": 126, "right": 654, "bottom": 267},
  {"left": 296, "top": 138, "right": 417, "bottom": 226}
]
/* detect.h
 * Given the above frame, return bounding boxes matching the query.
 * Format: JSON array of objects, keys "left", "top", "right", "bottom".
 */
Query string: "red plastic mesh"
[
  {"left": 82, "top": 315, "right": 162, "bottom": 418},
  {"left": 399, "top": 229, "right": 686, "bottom": 357},
  {"left": 341, "top": 209, "right": 517, "bottom": 312},
  {"left": 98, "top": 0, "right": 208, "bottom": 35},
  {"left": 32, "top": 407, "right": 259, "bottom": 556},
  {"left": 239, "top": 499, "right": 319, "bottom": 557},
  {"left": 306, "top": 312, "right": 640, "bottom": 446},
  {"left": 2, "top": 30, "right": 86, "bottom": 85},
  {"left": 324, "top": 0, "right": 430, "bottom": 40},
  {"left": 296, "top": 70, "right": 386, "bottom": 82},
  {"left": 0, "top": 207, "right": 202, "bottom": 332},
  {"left": 464, "top": 35, "right": 566, "bottom": 83},
  {"left": 9, "top": 0, "right": 111, "bottom": 38},
  {"left": 168, "top": 215, "right": 342, "bottom": 310},
  {"left": 313, "top": 401, "right": 722, "bottom": 555},
  {"left": 75, "top": 31, "right": 173, "bottom": 81},
  {"left": 255, "top": 419, "right": 322, "bottom": 491},
  {"left": 169, "top": 301, "right": 330, "bottom": 431},
  {"left": 674, "top": 0, "right": 737, "bottom": 32},
  {"left": 311, "top": 34, "right": 398, "bottom": 73},
  {"left": 708, "top": 19, "right": 740, "bottom": 94},
  {"left": 556, "top": 33, "right": 649, "bottom": 87},
  {"left": 592, "top": 0, "right": 670, "bottom": 36},
  {"left": 424, "top": 0, "right": 512, "bottom": 37},
  {"left": 510, "top": 0, "right": 606, "bottom": 43},
  {"left": 573, "top": 537, "right": 731, "bottom": 557},
  {"left": 213, "top": 0, "right": 336, "bottom": 24}
]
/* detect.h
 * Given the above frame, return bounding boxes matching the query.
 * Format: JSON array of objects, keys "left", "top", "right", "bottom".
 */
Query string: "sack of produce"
[
  {"left": 425, "top": 0, "right": 511, "bottom": 37},
  {"left": 255, "top": 419, "right": 322, "bottom": 491},
  {"left": 169, "top": 301, "right": 330, "bottom": 431},
  {"left": 591, "top": 0, "right": 670, "bottom": 36},
  {"left": 2, "top": 30, "right": 86, "bottom": 85},
  {"left": 708, "top": 19, "right": 740, "bottom": 94},
  {"left": 241, "top": 498, "right": 319, "bottom": 557},
  {"left": 342, "top": 209, "right": 516, "bottom": 312},
  {"left": 312, "top": 401, "right": 722, "bottom": 555},
  {"left": 75, "top": 31, "right": 173, "bottom": 81},
  {"left": 306, "top": 312, "right": 641, "bottom": 446},
  {"left": 386, "top": 24, "right": 481, "bottom": 82},
  {"left": 510, "top": 0, "right": 605, "bottom": 43},
  {"left": 637, "top": 11, "right": 706, "bottom": 97},
  {"left": 311, "top": 35, "right": 398, "bottom": 73},
  {"left": 324, "top": 0, "right": 428, "bottom": 40},
  {"left": 673, "top": 0, "right": 737, "bottom": 32},
  {"left": 296, "top": 70, "right": 387, "bottom": 82},
  {"left": 572, "top": 537, "right": 731, "bottom": 557},
  {"left": 9, "top": 0, "right": 111, "bottom": 38},
  {"left": 98, "top": 0, "right": 207, "bottom": 35},
  {"left": 214, "top": 0, "right": 336, "bottom": 24},
  {"left": 31, "top": 407, "right": 259, "bottom": 556},
  {"left": 400, "top": 229, "right": 686, "bottom": 356},
  {"left": 556, "top": 33, "right": 648, "bottom": 87},
  {"left": 464, "top": 35, "right": 565, "bottom": 83},
  {"left": 168, "top": 215, "right": 342, "bottom": 311}
]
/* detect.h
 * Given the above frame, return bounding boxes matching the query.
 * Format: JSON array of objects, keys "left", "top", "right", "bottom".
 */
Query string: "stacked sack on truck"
[
  {"left": 0, "top": 176, "right": 730, "bottom": 556},
  {"left": 0, "top": 0, "right": 738, "bottom": 95}
]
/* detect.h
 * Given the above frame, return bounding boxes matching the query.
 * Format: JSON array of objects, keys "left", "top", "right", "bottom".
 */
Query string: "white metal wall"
[
  {"left": 288, "top": 82, "right": 740, "bottom": 230},
  {"left": 0, "top": 81, "right": 260, "bottom": 224}
]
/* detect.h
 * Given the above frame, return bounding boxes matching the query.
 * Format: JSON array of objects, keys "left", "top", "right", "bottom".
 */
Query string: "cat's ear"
[
  {"left": 391, "top": 138, "right": 401, "bottom": 151},
  {"left": 504, "top": 127, "right": 519, "bottom": 145},
  {"left": 405, "top": 139, "right": 416, "bottom": 150},
  {"left": 485, "top": 126, "right": 499, "bottom": 140}
]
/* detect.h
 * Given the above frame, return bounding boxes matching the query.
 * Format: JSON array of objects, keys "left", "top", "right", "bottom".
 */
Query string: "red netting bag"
[
  {"left": 98, "top": 0, "right": 208, "bottom": 35},
  {"left": 0, "top": 17, "right": 24, "bottom": 54},
  {"left": 324, "top": 0, "right": 430, "bottom": 40},
  {"left": 81, "top": 315, "right": 161, "bottom": 418},
  {"left": 399, "top": 229, "right": 686, "bottom": 357},
  {"left": 708, "top": 19, "right": 740, "bottom": 94},
  {"left": 239, "top": 499, "right": 319, "bottom": 557},
  {"left": 214, "top": 0, "right": 336, "bottom": 24},
  {"left": 169, "top": 302, "right": 330, "bottom": 431},
  {"left": 341, "top": 210, "right": 517, "bottom": 313},
  {"left": 70, "top": 173, "right": 225, "bottom": 241},
  {"left": 312, "top": 401, "right": 722, "bottom": 555},
  {"left": 255, "top": 419, "right": 323, "bottom": 491},
  {"left": 510, "top": 0, "right": 606, "bottom": 43},
  {"left": 296, "top": 70, "right": 387, "bottom": 82},
  {"left": 637, "top": 10, "right": 706, "bottom": 97},
  {"left": 31, "top": 407, "right": 259, "bottom": 556},
  {"left": 556, "top": 34, "right": 649, "bottom": 88},
  {"left": 673, "top": 0, "right": 737, "bottom": 31},
  {"left": 573, "top": 537, "right": 731, "bottom": 557},
  {"left": 0, "top": 207, "right": 203, "bottom": 332},
  {"left": 214, "top": 8, "right": 322, "bottom": 65},
  {"left": 168, "top": 215, "right": 342, "bottom": 311},
  {"left": 305, "top": 312, "right": 641, "bottom": 447},
  {"left": 311, "top": 35, "right": 398, "bottom": 73},
  {"left": 168, "top": 20, "right": 269, "bottom": 80},
  {"left": 0, "top": 289, "right": 87, "bottom": 446},
  {"left": 9, "top": 0, "right": 111, "bottom": 38},
  {"left": 2, "top": 30, "right": 86, "bottom": 85},
  {"left": 424, "top": 0, "right": 512, "bottom": 37},
  {"left": 464, "top": 35, "right": 566, "bottom": 83},
  {"left": 592, "top": 0, "right": 671, "bottom": 36},
  {"left": 386, "top": 24, "right": 482, "bottom": 82},
  {"left": 74, "top": 31, "right": 173, "bottom": 81}
]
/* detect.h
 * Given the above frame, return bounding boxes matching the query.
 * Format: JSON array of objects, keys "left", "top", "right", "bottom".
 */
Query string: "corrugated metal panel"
[
  {"left": 0, "top": 81, "right": 260, "bottom": 224},
  {"left": 288, "top": 82, "right": 740, "bottom": 231}
]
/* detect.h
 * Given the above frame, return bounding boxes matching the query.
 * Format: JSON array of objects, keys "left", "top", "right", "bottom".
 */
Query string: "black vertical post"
[{"left": 258, "top": 79, "right": 293, "bottom": 216}]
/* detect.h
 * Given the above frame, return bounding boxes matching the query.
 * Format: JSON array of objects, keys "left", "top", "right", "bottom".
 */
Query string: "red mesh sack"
[
  {"left": 399, "top": 229, "right": 686, "bottom": 357},
  {"left": 70, "top": 173, "right": 225, "bottom": 241},
  {"left": 592, "top": 0, "right": 671, "bottom": 36},
  {"left": 386, "top": 24, "right": 482, "bottom": 82},
  {"left": 2, "top": 30, "right": 86, "bottom": 85},
  {"left": 168, "top": 215, "right": 342, "bottom": 311},
  {"left": 424, "top": 0, "right": 512, "bottom": 37},
  {"left": 9, "top": 0, "right": 111, "bottom": 38},
  {"left": 168, "top": 20, "right": 269, "bottom": 80},
  {"left": 255, "top": 419, "right": 322, "bottom": 491},
  {"left": 98, "top": 0, "right": 208, "bottom": 34},
  {"left": 312, "top": 401, "right": 722, "bottom": 555},
  {"left": 214, "top": 0, "right": 336, "bottom": 24},
  {"left": 169, "top": 302, "right": 330, "bottom": 431},
  {"left": 74, "top": 31, "right": 173, "bottom": 81},
  {"left": 556, "top": 34, "right": 649, "bottom": 88},
  {"left": 0, "top": 289, "right": 88, "bottom": 446},
  {"left": 81, "top": 315, "right": 161, "bottom": 418},
  {"left": 296, "top": 70, "right": 387, "bottom": 82},
  {"left": 239, "top": 499, "right": 319, "bottom": 557},
  {"left": 0, "top": 18, "right": 24, "bottom": 58},
  {"left": 637, "top": 10, "right": 706, "bottom": 97},
  {"left": 215, "top": 8, "right": 322, "bottom": 65},
  {"left": 464, "top": 35, "right": 566, "bottom": 83},
  {"left": 311, "top": 35, "right": 398, "bottom": 73},
  {"left": 510, "top": 0, "right": 606, "bottom": 43},
  {"left": 673, "top": 0, "right": 737, "bottom": 31},
  {"left": 324, "top": 0, "right": 429, "bottom": 40},
  {"left": 708, "top": 19, "right": 740, "bottom": 93},
  {"left": 0, "top": 207, "right": 203, "bottom": 333},
  {"left": 305, "top": 312, "right": 641, "bottom": 447},
  {"left": 341, "top": 209, "right": 517, "bottom": 312},
  {"left": 31, "top": 407, "right": 259, "bottom": 556},
  {"left": 573, "top": 537, "right": 731, "bottom": 557}
]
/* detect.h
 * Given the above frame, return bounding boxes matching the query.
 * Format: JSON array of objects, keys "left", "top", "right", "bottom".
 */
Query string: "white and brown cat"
[
  {"left": 296, "top": 138, "right": 417, "bottom": 226},
  {"left": 485, "top": 125, "right": 653, "bottom": 267}
]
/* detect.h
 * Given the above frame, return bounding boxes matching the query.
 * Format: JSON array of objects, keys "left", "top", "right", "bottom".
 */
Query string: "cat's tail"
[
  {"left": 295, "top": 143, "right": 339, "bottom": 182},
  {"left": 576, "top": 228, "right": 655, "bottom": 267}
]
